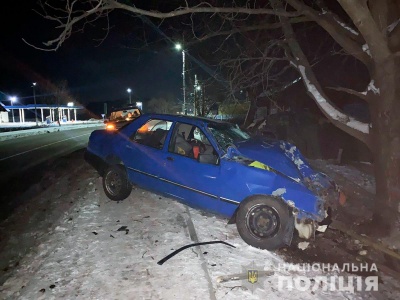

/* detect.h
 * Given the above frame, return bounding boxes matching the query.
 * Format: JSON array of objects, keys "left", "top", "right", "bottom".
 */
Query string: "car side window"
[
  {"left": 132, "top": 119, "right": 172, "bottom": 149},
  {"left": 168, "top": 122, "right": 217, "bottom": 163}
]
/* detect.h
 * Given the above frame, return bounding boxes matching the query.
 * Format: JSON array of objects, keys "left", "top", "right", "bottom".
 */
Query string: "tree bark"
[{"left": 369, "top": 58, "right": 400, "bottom": 232}]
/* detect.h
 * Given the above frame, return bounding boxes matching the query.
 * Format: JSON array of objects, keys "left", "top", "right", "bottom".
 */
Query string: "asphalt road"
[{"left": 0, "top": 126, "right": 102, "bottom": 183}]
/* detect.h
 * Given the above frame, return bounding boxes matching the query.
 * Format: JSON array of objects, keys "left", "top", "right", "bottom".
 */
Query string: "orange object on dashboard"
[{"left": 193, "top": 146, "right": 200, "bottom": 159}]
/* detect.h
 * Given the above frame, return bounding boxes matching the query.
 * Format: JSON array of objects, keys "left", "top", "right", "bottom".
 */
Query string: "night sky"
[{"left": 0, "top": 1, "right": 182, "bottom": 112}]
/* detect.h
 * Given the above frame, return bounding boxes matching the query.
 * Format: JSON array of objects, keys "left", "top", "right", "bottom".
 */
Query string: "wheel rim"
[
  {"left": 105, "top": 170, "right": 123, "bottom": 196},
  {"left": 246, "top": 204, "right": 280, "bottom": 239}
]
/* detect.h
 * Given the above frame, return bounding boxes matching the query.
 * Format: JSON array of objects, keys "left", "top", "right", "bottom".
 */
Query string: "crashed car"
[
  {"left": 85, "top": 114, "right": 343, "bottom": 250},
  {"left": 104, "top": 105, "right": 142, "bottom": 130}
]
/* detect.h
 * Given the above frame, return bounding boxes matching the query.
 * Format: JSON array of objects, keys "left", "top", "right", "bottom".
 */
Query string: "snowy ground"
[
  {"left": 0, "top": 155, "right": 399, "bottom": 299},
  {"left": 0, "top": 124, "right": 399, "bottom": 299},
  {"left": 0, "top": 120, "right": 104, "bottom": 141}
]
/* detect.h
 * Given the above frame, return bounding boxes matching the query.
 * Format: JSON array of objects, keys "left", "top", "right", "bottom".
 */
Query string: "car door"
[
  {"left": 158, "top": 122, "right": 222, "bottom": 213},
  {"left": 121, "top": 118, "right": 172, "bottom": 190}
]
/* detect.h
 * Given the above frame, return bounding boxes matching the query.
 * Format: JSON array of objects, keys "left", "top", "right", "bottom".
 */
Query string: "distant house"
[{"left": 0, "top": 102, "right": 9, "bottom": 123}]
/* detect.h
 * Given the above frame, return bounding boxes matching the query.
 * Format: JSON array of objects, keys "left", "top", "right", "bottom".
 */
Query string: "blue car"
[{"left": 85, "top": 114, "right": 342, "bottom": 250}]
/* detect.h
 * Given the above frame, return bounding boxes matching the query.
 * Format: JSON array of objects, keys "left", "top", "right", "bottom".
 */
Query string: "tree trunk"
[{"left": 369, "top": 59, "right": 400, "bottom": 233}]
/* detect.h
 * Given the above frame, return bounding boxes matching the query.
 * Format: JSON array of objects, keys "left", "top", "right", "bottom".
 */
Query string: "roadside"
[
  {"left": 0, "top": 150, "right": 399, "bottom": 299},
  {"left": 0, "top": 120, "right": 104, "bottom": 142}
]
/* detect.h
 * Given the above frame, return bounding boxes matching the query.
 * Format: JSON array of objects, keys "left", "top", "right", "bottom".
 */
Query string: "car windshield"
[{"left": 208, "top": 123, "right": 250, "bottom": 151}]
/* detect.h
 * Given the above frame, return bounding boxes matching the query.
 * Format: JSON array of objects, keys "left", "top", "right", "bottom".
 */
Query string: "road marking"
[{"left": 0, "top": 133, "right": 90, "bottom": 162}]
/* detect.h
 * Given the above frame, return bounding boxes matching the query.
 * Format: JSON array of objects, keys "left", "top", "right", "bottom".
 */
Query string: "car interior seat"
[{"left": 174, "top": 134, "right": 193, "bottom": 156}]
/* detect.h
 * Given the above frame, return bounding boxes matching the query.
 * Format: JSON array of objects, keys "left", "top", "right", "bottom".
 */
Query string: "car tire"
[
  {"left": 102, "top": 165, "right": 132, "bottom": 201},
  {"left": 236, "top": 195, "right": 292, "bottom": 251}
]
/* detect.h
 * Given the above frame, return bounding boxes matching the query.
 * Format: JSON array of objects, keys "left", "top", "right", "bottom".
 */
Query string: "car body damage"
[
  {"left": 85, "top": 114, "right": 342, "bottom": 250},
  {"left": 226, "top": 139, "right": 341, "bottom": 240}
]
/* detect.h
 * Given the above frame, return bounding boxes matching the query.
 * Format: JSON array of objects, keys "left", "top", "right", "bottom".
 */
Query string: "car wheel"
[
  {"left": 236, "top": 195, "right": 292, "bottom": 250},
  {"left": 102, "top": 165, "right": 132, "bottom": 201}
]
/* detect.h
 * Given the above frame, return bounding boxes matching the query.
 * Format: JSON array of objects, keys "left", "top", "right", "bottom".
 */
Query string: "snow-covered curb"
[{"left": 0, "top": 122, "right": 105, "bottom": 142}]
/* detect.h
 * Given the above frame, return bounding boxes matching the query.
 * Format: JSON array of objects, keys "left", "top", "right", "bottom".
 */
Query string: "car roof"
[{"left": 141, "top": 113, "right": 231, "bottom": 127}]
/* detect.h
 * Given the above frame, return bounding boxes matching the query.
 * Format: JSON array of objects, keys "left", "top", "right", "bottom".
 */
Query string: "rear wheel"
[
  {"left": 102, "top": 165, "right": 131, "bottom": 201},
  {"left": 236, "top": 195, "right": 292, "bottom": 250}
]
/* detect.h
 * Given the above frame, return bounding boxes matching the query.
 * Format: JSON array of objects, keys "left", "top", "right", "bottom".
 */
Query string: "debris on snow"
[
  {"left": 359, "top": 250, "right": 368, "bottom": 256},
  {"left": 117, "top": 226, "right": 128, "bottom": 231},
  {"left": 298, "top": 241, "right": 310, "bottom": 250},
  {"left": 316, "top": 225, "right": 328, "bottom": 233}
]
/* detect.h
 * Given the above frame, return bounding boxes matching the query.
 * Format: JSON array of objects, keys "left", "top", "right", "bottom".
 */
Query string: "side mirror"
[{"left": 198, "top": 153, "right": 219, "bottom": 165}]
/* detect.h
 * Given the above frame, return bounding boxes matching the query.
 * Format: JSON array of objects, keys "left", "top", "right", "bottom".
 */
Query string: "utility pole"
[
  {"left": 32, "top": 82, "right": 38, "bottom": 126},
  {"left": 127, "top": 88, "right": 132, "bottom": 104},
  {"left": 175, "top": 43, "right": 186, "bottom": 114}
]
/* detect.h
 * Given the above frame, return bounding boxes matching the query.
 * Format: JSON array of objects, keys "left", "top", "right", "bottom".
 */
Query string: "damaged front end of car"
[{"left": 227, "top": 140, "right": 345, "bottom": 245}]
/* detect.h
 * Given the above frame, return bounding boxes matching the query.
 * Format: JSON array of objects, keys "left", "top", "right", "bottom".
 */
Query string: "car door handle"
[
  {"left": 167, "top": 157, "right": 174, "bottom": 161},
  {"left": 126, "top": 145, "right": 133, "bottom": 149}
]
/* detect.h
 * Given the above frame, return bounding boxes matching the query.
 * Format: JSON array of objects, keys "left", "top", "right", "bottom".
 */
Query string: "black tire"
[
  {"left": 102, "top": 165, "right": 132, "bottom": 201},
  {"left": 236, "top": 195, "right": 292, "bottom": 250}
]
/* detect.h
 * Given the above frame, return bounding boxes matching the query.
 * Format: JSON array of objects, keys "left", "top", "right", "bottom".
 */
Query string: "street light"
[
  {"left": 9, "top": 96, "right": 17, "bottom": 123},
  {"left": 127, "top": 88, "right": 132, "bottom": 104},
  {"left": 175, "top": 43, "right": 186, "bottom": 114},
  {"left": 32, "top": 82, "right": 38, "bottom": 126}
]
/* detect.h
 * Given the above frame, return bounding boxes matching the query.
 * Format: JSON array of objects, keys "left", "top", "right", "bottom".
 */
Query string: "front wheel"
[
  {"left": 236, "top": 195, "right": 292, "bottom": 250},
  {"left": 102, "top": 165, "right": 132, "bottom": 201}
]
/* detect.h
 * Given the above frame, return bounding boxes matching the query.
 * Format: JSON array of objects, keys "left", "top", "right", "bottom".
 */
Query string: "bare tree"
[{"left": 33, "top": 0, "right": 400, "bottom": 233}]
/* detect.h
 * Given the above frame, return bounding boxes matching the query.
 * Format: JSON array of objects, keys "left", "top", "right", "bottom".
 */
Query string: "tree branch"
[
  {"left": 285, "top": 0, "right": 372, "bottom": 67},
  {"left": 273, "top": 0, "right": 371, "bottom": 146},
  {"left": 196, "top": 17, "right": 310, "bottom": 42},
  {"left": 29, "top": 0, "right": 304, "bottom": 51},
  {"left": 326, "top": 86, "right": 369, "bottom": 102}
]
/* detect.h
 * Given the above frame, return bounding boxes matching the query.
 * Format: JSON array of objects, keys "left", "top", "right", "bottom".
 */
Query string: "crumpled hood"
[{"left": 232, "top": 138, "right": 315, "bottom": 181}]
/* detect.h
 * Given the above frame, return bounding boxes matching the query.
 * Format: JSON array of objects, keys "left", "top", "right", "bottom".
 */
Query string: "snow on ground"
[
  {"left": 0, "top": 120, "right": 104, "bottom": 141},
  {"left": 0, "top": 169, "right": 382, "bottom": 299},
  {"left": 0, "top": 124, "right": 397, "bottom": 299},
  {"left": 323, "top": 163, "right": 375, "bottom": 194}
]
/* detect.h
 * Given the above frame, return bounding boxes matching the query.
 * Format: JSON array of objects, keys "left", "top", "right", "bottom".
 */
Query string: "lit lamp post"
[
  {"left": 175, "top": 43, "right": 186, "bottom": 114},
  {"left": 9, "top": 96, "right": 17, "bottom": 123},
  {"left": 127, "top": 88, "right": 132, "bottom": 104},
  {"left": 195, "top": 84, "right": 201, "bottom": 116},
  {"left": 32, "top": 82, "right": 38, "bottom": 126}
]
